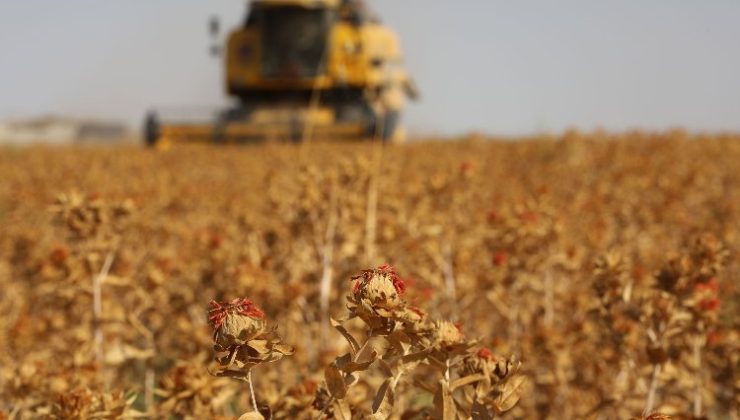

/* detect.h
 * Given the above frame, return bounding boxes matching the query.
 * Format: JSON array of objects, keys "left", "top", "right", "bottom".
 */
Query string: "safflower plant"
[
  {"left": 208, "top": 298, "right": 294, "bottom": 419},
  {"left": 590, "top": 234, "right": 730, "bottom": 419},
  {"left": 313, "top": 264, "right": 526, "bottom": 419}
]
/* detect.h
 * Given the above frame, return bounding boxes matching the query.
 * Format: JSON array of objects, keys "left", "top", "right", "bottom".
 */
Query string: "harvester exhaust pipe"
[{"left": 208, "top": 16, "right": 222, "bottom": 57}]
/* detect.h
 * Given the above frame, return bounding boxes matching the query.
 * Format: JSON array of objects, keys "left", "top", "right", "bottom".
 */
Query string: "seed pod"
[
  {"left": 434, "top": 321, "right": 465, "bottom": 345},
  {"left": 351, "top": 264, "right": 406, "bottom": 312},
  {"left": 208, "top": 298, "right": 266, "bottom": 348}
]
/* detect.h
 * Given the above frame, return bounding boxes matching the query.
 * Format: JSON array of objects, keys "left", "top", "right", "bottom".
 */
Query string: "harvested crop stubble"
[{"left": 0, "top": 132, "right": 738, "bottom": 418}]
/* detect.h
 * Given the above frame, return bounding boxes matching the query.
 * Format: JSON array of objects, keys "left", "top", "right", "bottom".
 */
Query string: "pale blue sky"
[{"left": 1, "top": 1, "right": 739, "bottom": 135}]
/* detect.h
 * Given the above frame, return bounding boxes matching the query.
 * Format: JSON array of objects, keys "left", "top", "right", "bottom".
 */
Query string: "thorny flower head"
[
  {"left": 52, "top": 388, "right": 134, "bottom": 419},
  {"left": 432, "top": 320, "right": 466, "bottom": 346},
  {"left": 420, "top": 320, "right": 477, "bottom": 366},
  {"left": 693, "top": 277, "right": 721, "bottom": 314},
  {"left": 458, "top": 349, "right": 526, "bottom": 415},
  {"left": 463, "top": 349, "right": 520, "bottom": 381},
  {"left": 350, "top": 264, "right": 407, "bottom": 312},
  {"left": 51, "top": 192, "right": 133, "bottom": 239},
  {"left": 208, "top": 298, "right": 266, "bottom": 348},
  {"left": 347, "top": 264, "right": 429, "bottom": 332},
  {"left": 592, "top": 251, "right": 629, "bottom": 307},
  {"left": 208, "top": 297, "right": 293, "bottom": 377}
]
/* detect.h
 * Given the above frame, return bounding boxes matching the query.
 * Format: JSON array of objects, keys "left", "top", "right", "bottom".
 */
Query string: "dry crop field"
[{"left": 0, "top": 132, "right": 738, "bottom": 419}]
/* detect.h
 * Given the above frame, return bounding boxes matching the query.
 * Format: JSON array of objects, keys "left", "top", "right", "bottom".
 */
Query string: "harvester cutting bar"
[
  {"left": 144, "top": 106, "right": 368, "bottom": 147},
  {"left": 156, "top": 121, "right": 366, "bottom": 145}
]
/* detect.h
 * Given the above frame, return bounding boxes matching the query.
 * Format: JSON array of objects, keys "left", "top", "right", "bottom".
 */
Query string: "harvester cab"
[{"left": 145, "top": 0, "right": 417, "bottom": 147}]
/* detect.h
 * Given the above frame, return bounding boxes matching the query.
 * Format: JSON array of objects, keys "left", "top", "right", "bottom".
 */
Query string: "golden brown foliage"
[{"left": 0, "top": 132, "right": 738, "bottom": 418}]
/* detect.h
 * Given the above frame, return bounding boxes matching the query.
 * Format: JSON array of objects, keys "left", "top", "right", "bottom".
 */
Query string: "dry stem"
[
  {"left": 544, "top": 270, "right": 554, "bottom": 327},
  {"left": 247, "top": 369, "right": 258, "bottom": 412},
  {"left": 145, "top": 363, "right": 155, "bottom": 412},
  {"left": 93, "top": 252, "right": 115, "bottom": 365},
  {"left": 693, "top": 338, "right": 702, "bottom": 418},
  {"left": 442, "top": 242, "right": 458, "bottom": 319},
  {"left": 644, "top": 363, "right": 661, "bottom": 414},
  {"left": 364, "top": 141, "right": 383, "bottom": 265},
  {"left": 319, "top": 182, "right": 338, "bottom": 346}
]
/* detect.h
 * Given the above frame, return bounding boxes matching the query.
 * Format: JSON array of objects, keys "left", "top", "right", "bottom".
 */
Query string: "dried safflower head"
[
  {"left": 433, "top": 320, "right": 465, "bottom": 346},
  {"left": 693, "top": 277, "right": 719, "bottom": 294},
  {"left": 464, "top": 350, "right": 519, "bottom": 380},
  {"left": 52, "top": 388, "right": 134, "bottom": 419},
  {"left": 460, "top": 352, "right": 526, "bottom": 414},
  {"left": 208, "top": 298, "right": 293, "bottom": 377},
  {"left": 698, "top": 297, "right": 720, "bottom": 312},
  {"left": 351, "top": 264, "right": 406, "bottom": 311},
  {"left": 208, "top": 298, "right": 266, "bottom": 348},
  {"left": 593, "top": 251, "right": 628, "bottom": 280},
  {"left": 347, "top": 265, "right": 423, "bottom": 332},
  {"left": 49, "top": 246, "right": 70, "bottom": 266},
  {"left": 422, "top": 320, "right": 475, "bottom": 361},
  {"left": 51, "top": 192, "right": 132, "bottom": 239},
  {"left": 690, "top": 233, "right": 728, "bottom": 279},
  {"left": 693, "top": 277, "right": 721, "bottom": 314},
  {"left": 462, "top": 347, "right": 498, "bottom": 376}
]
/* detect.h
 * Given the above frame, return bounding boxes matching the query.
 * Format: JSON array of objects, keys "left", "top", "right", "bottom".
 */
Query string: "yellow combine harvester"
[{"left": 144, "top": 0, "right": 417, "bottom": 146}]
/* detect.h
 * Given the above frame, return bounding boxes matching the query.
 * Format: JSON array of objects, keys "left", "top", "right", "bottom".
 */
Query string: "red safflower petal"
[
  {"left": 393, "top": 278, "right": 407, "bottom": 296},
  {"left": 409, "top": 306, "right": 425, "bottom": 317},
  {"left": 706, "top": 330, "right": 721, "bottom": 347},
  {"left": 519, "top": 211, "right": 539, "bottom": 224},
  {"left": 477, "top": 347, "right": 495, "bottom": 360},
  {"left": 699, "top": 297, "right": 720, "bottom": 312},
  {"left": 493, "top": 251, "right": 508, "bottom": 267},
  {"left": 487, "top": 209, "right": 501, "bottom": 222},
  {"left": 207, "top": 297, "right": 265, "bottom": 332}
]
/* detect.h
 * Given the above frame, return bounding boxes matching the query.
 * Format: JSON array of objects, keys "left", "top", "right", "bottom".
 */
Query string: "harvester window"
[
  {"left": 340, "top": 0, "right": 378, "bottom": 25},
  {"left": 261, "top": 7, "right": 333, "bottom": 79}
]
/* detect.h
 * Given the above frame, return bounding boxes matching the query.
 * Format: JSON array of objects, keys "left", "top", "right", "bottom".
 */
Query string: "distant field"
[{"left": 1, "top": 133, "right": 738, "bottom": 418}]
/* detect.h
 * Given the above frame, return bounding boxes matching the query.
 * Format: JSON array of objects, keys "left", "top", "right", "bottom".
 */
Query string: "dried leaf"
[
  {"left": 371, "top": 378, "right": 395, "bottom": 418},
  {"left": 336, "top": 351, "right": 377, "bottom": 373},
  {"left": 450, "top": 373, "right": 487, "bottom": 391},
  {"left": 387, "top": 330, "right": 412, "bottom": 354},
  {"left": 272, "top": 343, "right": 295, "bottom": 355},
  {"left": 376, "top": 358, "right": 393, "bottom": 377},
  {"left": 333, "top": 399, "right": 352, "bottom": 420},
  {"left": 493, "top": 374, "right": 526, "bottom": 414},
  {"left": 324, "top": 363, "right": 347, "bottom": 399},
  {"left": 331, "top": 318, "right": 360, "bottom": 356},
  {"left": 433, "top": 380, "right": 457, "bottom": 420},
  {"left": 248, "top": 340, "right": 270, "bottom": 354},
  {"left": 401, "top": 347, "right": 432, "bottom": 365}
]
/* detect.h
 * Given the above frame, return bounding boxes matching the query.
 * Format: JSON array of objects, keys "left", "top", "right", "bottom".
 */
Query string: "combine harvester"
[{"left": 144, "top": 0, "right": 418, "bottom": 147}]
